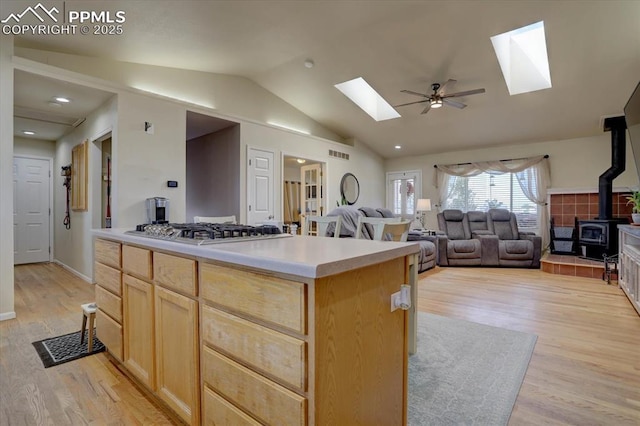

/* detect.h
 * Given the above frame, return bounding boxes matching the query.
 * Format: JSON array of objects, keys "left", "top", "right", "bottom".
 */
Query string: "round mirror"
[{"left": 340, "top": 173, "right": 360, "bottom": 205}]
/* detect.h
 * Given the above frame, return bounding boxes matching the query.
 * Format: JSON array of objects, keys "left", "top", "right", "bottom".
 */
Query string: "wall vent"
[{"left": 329, "top": 149, "right": 349, "bottom": 160}]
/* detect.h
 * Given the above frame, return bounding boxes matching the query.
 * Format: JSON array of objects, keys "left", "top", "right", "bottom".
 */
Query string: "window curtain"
[
  {"left": 283, "top": 181, "right": 301, "bottom": 224},
  {"left": 434, "top": 155, "right": 551, "bottom": 249}
]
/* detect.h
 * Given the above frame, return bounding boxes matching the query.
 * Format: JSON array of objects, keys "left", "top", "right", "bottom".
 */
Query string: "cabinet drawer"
[
  {"left": 94, "top": 262, "right": 121, "bottom": 296},
  {"left": 154, "top": 252, "right": 197, "bottom": 296},
  {"left": 203, "top": 385, "right": 261, "bottom": 426},
  {"left": 202, "top": 306, "right": 306, "bottom": 391},
  {"left": 122, "top": 245, "right": 152, "bottom": 280},
  {"left": 96, "top": 284, "right": 122, "bottom": 323},
  {"left": 95, "top": 239, "right": 121, "bottom": 269},
  {"left": 96, "top": 308, "right": 123, "bottom": 361},
  {"left": 202, "top": 346, "right": 306, "bottom": 426},
  {"left": 201, "top": 263, "right": 306, "bottom": 334}
]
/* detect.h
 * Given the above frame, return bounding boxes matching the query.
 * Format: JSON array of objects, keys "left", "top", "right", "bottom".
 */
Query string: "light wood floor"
[
  {"left": 418, "top": 266, "right": 640, "bottom": 425},
  {"left": 1, "top": 263, "right": 639, "bottom": 425}
]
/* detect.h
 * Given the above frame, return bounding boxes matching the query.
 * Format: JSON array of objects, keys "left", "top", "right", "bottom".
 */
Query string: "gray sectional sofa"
[
  {"left": 437, "top": 208, "right": 541, "bottom": 268},
  {"left": 326, "top": 206, "right": 437, "bottom": 272}
]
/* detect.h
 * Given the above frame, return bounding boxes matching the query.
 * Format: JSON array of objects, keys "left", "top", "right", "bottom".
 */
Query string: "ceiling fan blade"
[
  {"left": 400, "top": 89, "right": 429, "bottom": 98},
  {"left": 443, "top": 88, "right": 486, "bottom": 98},
  {"left": 443, "top": 99, "right": 467, "bottom": 109},
  {"left": 437, "top": 79, "right": 457, "bottom": 96},
  {"left": 394, "top": 99, "right": 429, "bottom": 107},
  {"left": 420, "top": 103, "right": 431, "bottom": 114}
]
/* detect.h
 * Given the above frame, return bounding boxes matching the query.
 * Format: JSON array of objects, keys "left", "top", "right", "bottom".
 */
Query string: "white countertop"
[{"left": 92, "top": 228, "right": 419, "bottom": 279}]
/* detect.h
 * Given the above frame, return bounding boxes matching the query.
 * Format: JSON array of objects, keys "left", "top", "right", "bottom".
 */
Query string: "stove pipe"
[{"left": 598, "top": 116, "right": 627, "bottom": 219}]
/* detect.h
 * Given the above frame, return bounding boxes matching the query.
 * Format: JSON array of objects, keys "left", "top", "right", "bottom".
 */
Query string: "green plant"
[{"left": 626, "top": 191, "right": 640, "bottom": 213}]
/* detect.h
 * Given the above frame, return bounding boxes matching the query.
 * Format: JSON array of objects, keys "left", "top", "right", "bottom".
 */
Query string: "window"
[{"left": 444, "top": 172, "right": 537, "bottom": 229}]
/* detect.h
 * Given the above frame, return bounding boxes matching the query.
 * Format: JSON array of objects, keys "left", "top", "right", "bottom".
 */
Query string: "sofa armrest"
[
  {"left": 437, "top": 236, "right": 450, "bottom": 266},
  {"left": 472, "top": 230, "right": 494, "bottom": 238},
  {"left": 475, "top": 234, "right": 499, "bottom": 266},
  {"left": 519, "top": 233, "right": 542, "bottom": 268}
]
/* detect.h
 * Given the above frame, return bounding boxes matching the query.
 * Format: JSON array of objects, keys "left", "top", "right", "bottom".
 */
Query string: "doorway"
[
  {"left": 282, "top": 155, "right": 326, "bottom": 234},
  {"left": 13, "top": 155, "right": 52, "bottom": 265}
]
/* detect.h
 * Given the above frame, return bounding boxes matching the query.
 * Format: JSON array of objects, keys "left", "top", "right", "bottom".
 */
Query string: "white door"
[
  {"left": 387, "top": 170, "right": 422, "bottom": 220},
  {"left": 14, "top": 156, "right": 51, "bottom": 264},
  {"left": 300, "top": 164, "right": 323, "bottom": 234},
  {"left": 247, "top": 148, "right": 274, "bottom": 225}
]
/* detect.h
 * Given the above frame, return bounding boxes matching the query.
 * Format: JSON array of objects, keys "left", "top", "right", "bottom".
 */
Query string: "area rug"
[
  {"left": 32, "top": 330, "right": 105, "bottom": 368},
  {"left": 408, "top": 313, "right": 537, "bottom": 426}
]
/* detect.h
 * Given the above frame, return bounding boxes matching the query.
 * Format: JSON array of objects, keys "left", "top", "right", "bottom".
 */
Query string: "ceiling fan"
[{"left": 395, "top": 79, "right": 485, "bottom": 114}]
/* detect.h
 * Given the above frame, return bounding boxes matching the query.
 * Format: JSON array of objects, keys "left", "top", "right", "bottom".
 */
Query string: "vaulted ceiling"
[{"left": 6, "top": 0, "right": 640, "bottom": 158}]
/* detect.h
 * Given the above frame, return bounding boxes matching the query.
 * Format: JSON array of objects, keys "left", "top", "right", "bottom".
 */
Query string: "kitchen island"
[{"left": 92, "top": 228, "right": 420, "bottom": 426}]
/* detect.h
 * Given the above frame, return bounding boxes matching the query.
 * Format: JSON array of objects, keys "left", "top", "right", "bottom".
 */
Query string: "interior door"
[
  {"left": 13, "top": 156, "right": 51, "bottom": 265},
  {"left": 247, "top": 148, "right": 274, "bottom": 225},
  {"left": 300, "top": 163, "right": 323, "bottom": 234}
]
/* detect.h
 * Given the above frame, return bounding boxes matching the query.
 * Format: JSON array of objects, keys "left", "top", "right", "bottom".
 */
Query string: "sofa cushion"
[
  {"left": 326, "top": 207, "right": 364, "bottom": 237},
  {"left": 488, "top": 208, "right": 512, "bottom": 221},
  {"left": 499, "top": 240, "right": 533, "bottom": 260},
  {"left": 376, "top": 208, "right": 396, "bottom": 218},
  {"left": 442, "top": 209, "right": 464, "bottom": 221},
  {"left": 447, "top": 239, "right": 481, "bottom": 259},
  {"left": 467, "top": 211, "right": 489, "bottom": 232},
  {"left": 359, "top": 207, "right": 382, "bottom": 218}
]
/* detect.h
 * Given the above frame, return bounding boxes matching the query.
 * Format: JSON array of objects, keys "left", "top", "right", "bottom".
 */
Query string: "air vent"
[{"left": 329, "top": 149, "right": 349, "bottom": 160}]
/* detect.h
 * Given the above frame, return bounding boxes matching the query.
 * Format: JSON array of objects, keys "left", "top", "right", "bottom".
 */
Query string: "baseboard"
[
  {"left": 0, "top": 311, "right": 17, "bottom": 321},
  {"left": 52, "top": 259, "right": 93, "bottom": 284}
]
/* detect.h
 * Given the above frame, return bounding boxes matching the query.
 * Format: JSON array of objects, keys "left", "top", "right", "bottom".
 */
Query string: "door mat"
[{"left": 32, "top": 329, "right": 105, "bottom": 368}]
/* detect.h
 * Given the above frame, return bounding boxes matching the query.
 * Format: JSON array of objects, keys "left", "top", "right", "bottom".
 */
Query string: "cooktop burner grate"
[{"left": 127, "top": 222, "right": 288, "bottom": 245}]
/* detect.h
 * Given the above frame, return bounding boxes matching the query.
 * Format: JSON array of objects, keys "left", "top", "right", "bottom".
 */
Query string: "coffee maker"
[{"left": 146, "top": 197, "right": 169, "bottom": 224}]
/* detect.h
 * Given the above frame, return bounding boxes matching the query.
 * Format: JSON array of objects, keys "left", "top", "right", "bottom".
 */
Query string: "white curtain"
[
  {"left": 283, "top": 181, "right": 301, "bottom": 224},
  {"left": 434, "top": 155, "right": 551, "bottom": 249}
]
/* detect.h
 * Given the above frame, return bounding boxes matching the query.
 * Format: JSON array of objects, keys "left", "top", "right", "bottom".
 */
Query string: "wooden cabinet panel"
[
  {"left": 154, "top": 286, "right": 199, "bottom": 426},
  {"left": 154, "top": 252, "right": 197, "bottom": 296},
  {"left": 94, "top": 262, "right": 121, "bottom": 296},
  {"left": 96, "top": 308, "right": 122, "bottom": 361},
  {"left": 201, "top": 263, "right": 306, "bottom": 334},
  {"left": 123, "top": 274, "right": 155, "bottom": 389},
  {"left": 202, "top": 305, "right": 306, "bottom": 391},
  {"left": 95, "top": 239, "right": 121, "bottom": 269},
  {"left": 122, "top": 245, "right": 152, "bottom": 280},
  {"left": 71, "top": 140, "right": 87, "bottom": 211},
  {"left": 202, "top": 346, "right": 306, "bottom": 426},
  {"left": 202, "top": 385, "right": 261, "bottom": 426},
  {"left": 95, "top": 284, "right": 122, "bottom": 323}
]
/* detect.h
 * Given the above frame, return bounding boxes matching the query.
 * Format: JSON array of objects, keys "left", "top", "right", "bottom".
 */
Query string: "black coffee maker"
[{"left": 146, "top": 197, "right": 169, "bottom": 224}]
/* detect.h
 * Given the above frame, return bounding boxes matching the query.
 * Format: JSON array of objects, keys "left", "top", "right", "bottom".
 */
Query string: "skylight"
[
  {"left": 334, "top": 77, "right": 400, "bottom": 121},
  {"left": 490, "top": 21, "right": 552, "bottom": 95}
]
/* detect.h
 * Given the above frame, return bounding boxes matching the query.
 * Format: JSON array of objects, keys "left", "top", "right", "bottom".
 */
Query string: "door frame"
[
  {"left": 280, "top": 152, "right": 328, "bottom": 221},
  {"left": 13, "top": 154, "right": 54, "bottom": 263},
  {"left": 385, "top": 169, "right": 423, "bottom": 220}
]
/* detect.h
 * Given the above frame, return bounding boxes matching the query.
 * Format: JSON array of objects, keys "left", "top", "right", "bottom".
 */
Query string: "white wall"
[
  {"left": 14, "top": 137, "right": 56, "bottom": 158},
  {"left": 385, "top": 133, "right": 640, "bottom": 229},
  {"left": 186, "top": 125, "right": 241, "bottom": 221},
  {"left": 54, "top": 96, "right": 117, "bottom": 280},
  {"left": 0, "top": 35, "right": 14, "bottom": 320}
]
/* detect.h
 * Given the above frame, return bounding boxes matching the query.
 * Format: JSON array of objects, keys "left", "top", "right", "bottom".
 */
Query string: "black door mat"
[{"left": 32, "top": 329, "right": 105, "bottom": 368}]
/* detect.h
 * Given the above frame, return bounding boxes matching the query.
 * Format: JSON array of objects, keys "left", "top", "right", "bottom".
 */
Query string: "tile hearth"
[{"left": 541, "top": 254, "right": 607, "bottom": 280}]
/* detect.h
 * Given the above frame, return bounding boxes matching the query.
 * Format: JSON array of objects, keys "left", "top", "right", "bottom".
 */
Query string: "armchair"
[
  {"left": 436, "top": 209, "right": 482, "bottom": 266},
  {"left": 486, "top": 209, "right": 541, "bottom": 268}
]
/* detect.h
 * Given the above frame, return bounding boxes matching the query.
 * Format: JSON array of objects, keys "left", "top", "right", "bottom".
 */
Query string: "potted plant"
[{"left": 626, "top": 191, "right": 640, "bottom": 223}]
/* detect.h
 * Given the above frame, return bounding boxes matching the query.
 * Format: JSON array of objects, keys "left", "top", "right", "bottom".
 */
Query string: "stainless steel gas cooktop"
[{"left": 125, "top": 222, "right": 291, "bottom": 245}]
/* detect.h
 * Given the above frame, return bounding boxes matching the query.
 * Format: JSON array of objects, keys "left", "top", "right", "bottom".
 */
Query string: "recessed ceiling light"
[
  {"left": 54, "top": 97, "right": 71, "bottom": 103},
  {"left": 296, "top": 158, "right": 306, "bottom": 164},
  {"left": 334, "top": 77, "right": 401, "bottom": 122},
  {"left": 22, "top": 130, "right": 36, "bottom": 135},
  {"left": 304, "top": 59, "right": 314, "bottom": 69},
  {"left": 395, "top": 145, "right": 401, "bottom": 149}
]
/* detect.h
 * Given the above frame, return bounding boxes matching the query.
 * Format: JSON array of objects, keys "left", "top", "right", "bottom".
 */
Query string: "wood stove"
[{"left": 578, "top": 116, "right": 629, "bottom": 260}]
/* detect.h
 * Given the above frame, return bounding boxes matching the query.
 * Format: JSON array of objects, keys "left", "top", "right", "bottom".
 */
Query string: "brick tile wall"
[{"left": 549, "top": 192, "right": 633, "bottom": 226}]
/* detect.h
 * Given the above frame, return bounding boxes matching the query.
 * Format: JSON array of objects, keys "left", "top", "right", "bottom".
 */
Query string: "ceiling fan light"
[{"left": 430, "top": 98, "right": 443, "bottom": 109}]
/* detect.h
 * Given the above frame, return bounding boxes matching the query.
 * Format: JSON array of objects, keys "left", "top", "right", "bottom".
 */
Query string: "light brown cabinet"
[
  {"left": 154, "top": 285, "right": 199, "bottom": 425},
  {"left": 123, "top": 273, "right": 155, "bottom": 389},
  {"left": 94, "top": 239, "right": 123, "bottom": 362}
]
